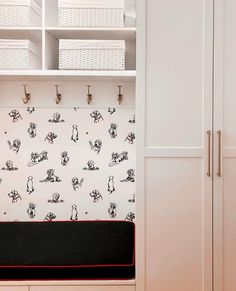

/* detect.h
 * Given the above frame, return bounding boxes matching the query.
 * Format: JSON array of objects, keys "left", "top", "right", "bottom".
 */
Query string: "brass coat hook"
[
  {"left": 22, "top": 84, "right": 31, "bottom": 104},
  {"left": 118, "top": 85, "right": 123, "bottom": 105},
  {"left": 55, "top": 85, "right": 62, "bottom": 104},
  {"left": 87, "top": 85, "right": 92, "bottom": 105}
]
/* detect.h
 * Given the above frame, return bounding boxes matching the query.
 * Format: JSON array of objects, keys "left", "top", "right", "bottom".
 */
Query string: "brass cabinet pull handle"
[
  {"left": 207, "top": 130, "right": 211, "bottom": 177},
  {"left": 217, "top": 130, "right": 222, "bottom": 177}
]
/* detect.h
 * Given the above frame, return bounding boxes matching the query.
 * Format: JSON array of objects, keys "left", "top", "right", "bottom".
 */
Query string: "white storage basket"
[
  {"left": 59, "top": 39, "right": 126, "bottom": 70},
  {"left": 58, "top": 0, "right": 125, "bottom": 27},
  {"left": 0, "top": 39, "right": 41, "bottom": 70},
  {"left": 0, "top": 0, "right": 41, "bottom": 26}
]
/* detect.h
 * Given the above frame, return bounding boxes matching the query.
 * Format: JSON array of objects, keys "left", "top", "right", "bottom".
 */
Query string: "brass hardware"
[
  {"left": 217, "top": 130, "right": 222, "bottom": 177},
  {"left": 22, "top": 85, "right": 31, "bottom": 104},
  {"left": 118, "top": 85, "right": 123, "bottom": 105},
  {"left": 87, "top": 85, "right": 92, "bottom": 105},
  {"left": 55, "top": 85, "right": 62, "bottom": 104},
  {"left": 207, "top": 130, "right": 211, "bottom": 177}
]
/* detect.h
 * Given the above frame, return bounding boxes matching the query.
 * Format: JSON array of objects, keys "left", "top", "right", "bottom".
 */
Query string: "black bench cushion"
[
  {"left": 0, "top": 221, "right": 135, "bottom": 267},
  {"left": 0, "top": 221, "right": 135, "bottom": 280}
]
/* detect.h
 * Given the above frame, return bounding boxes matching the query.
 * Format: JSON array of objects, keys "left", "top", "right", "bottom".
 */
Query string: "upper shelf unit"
[
  {"left": 45, "top": 0, "right": 136, "bottom": 28},
  {"left": 0, "top": 0, "right": 136, "bottom": 79}
]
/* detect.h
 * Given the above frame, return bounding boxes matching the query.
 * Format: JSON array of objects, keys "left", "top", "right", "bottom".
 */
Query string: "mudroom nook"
[
  {"left": 0, "top": 0, "right": 136, "bottom": 289},
  {"left": 1, "top": 0, "right": 236, "bottom": 291}
]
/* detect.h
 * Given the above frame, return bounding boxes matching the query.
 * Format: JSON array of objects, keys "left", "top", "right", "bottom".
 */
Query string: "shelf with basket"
[
  {"left": 44, "top": 29, "right": 136, "bottom": 71},
  {"left": 45, "top": 0, "right": 136, "bottom": 28},
  {"left": 0, "top": 0, "right": 136, "bottom": 79}
]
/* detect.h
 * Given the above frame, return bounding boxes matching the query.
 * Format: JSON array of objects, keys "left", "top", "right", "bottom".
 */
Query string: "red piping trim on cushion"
[{"left": 0, "top": 276, "right": 135, "bottom": 282}]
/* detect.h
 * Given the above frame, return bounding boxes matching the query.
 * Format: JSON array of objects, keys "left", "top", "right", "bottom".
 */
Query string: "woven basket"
[
  {"left": 0, "top": 40, "right": 41, "bottom": 70},
  {"left": 0, "top": 0, "right": 41, "bottom": 26},
  {"left": 58, "top": 0, "right": 125, "bottom": 27},
  {"left": 59, "top": 40, "right": 126, "bottom": 70}
]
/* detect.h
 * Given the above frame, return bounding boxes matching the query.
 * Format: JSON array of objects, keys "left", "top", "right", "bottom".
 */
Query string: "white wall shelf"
[
  {"left": 45, "top": 27, "right": 136, "bottom": 41},
  {"left": 0, "top": 70, "right": 136, "bottom": 81},
  {"left": 0, "top": 27, "right": 42, "bottom": 31},
  {"left": 0, "top": 27, "right": 42, "bottom": 42}
]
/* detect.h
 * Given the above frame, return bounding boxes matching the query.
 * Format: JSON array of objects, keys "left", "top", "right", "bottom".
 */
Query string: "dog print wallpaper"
[{"left": 0, "top": 108, "right": 135, "bottom": 222}]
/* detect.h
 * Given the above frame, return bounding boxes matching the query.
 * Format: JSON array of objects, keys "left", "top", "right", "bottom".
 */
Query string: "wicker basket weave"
[
  {"left": 58, "top": 0, "right": 125, "bottom": 27},
  {"left": 59, "top": 39, "right": 126, "bottom": 70},
  {"left": 0, "top": 40, "right": 41, "bottom": 70},
  {"left": 0, "top": 0, "right": 41, "bottom": 26}
]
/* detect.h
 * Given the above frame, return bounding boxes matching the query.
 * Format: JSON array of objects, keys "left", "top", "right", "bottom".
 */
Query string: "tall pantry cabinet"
[
  {"left": 136, "top": 0, "right": 236, "bottom": 290},
  {"left": 214, "top": 0, "right": 236, "bottom": 291}
]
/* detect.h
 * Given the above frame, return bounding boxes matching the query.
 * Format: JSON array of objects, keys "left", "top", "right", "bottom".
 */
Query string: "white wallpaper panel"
[{"left": 0, "top": 107, "right": 135, "bottom": 222}]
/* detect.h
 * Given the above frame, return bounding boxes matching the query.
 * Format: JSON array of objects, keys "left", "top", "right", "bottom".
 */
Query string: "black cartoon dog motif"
[
  {"left": 83, "top": 160, "right": 99, "bottom": 171},
  {"left": 28, "top": 151, "right": 48, "bottom": 167},
  {"left": 28, "top": 122, "right": 37, "bottom": 138},
  {"left": 8, "top": 190, "right": 21, "bottom": 203},
  {"left": 44, "top": 212, "right": 56, "bottom": 221},
  {"left": 108, "top": 123, "right": 117, "bottom": 138},
  {"left": 125, "top": 212, "right": 135, "bottom": 222},
  {"left": 9, "top": 110, "right": 22, "bottom": 122},
  {"left": 108, "top": 108, "right": 116, "bottom": 115},
  {"left": 27, "top": 203, "right": 36, "bottom": 218},
  {"left": 70, "top": 205, "right": 78, "bottom": 221},
  {"left": 120, "top": 169, "right": 135, "bottom": 182},
  {"left": 128, "top": 194, "right": 135, "bottom": 203},
  {"left": 125, "top": 132, "right": 135, "bottom": 144},
  {"left": 108, "top": 202, "right": 117, "bottom": 218},
  {"left": 7, "top": 139, "right": 21, "bottom": 153},
  {"left": 40, "top": 169, "right": 61, "bottom": 183},
  {"left": 48, "top": 112, "right": 65, "bottom": 123},
  {"left": 61, "top": 151, "right": 70, "bottom": 166},
  {"left": 108, "top": 151, "right": 128, "bottom": 167},
  {"left": 89, "top": 190, "right": 103, "bottom": 203},
  {"left": 71, "top": 125, "right": 79, "bottom": 143},
  {"left": 48, "top": 193, "right": 64, "bottom": 203},
  {"left": 90, "top": 110, "right": 103, "bottom": 123},
  {"left": 27, "top": 107, "right": 35, "bottom": 114},
  {"left": 45, "top": 132, "right": 57, "bottom": 144},
  {"left": 89, "top": 139, "right": 102, "bottom": 154},
  {"left": 26, "top": 176, "right": 34, "bottom": 194},
  {"left": 72, "top": 177, "right": 84, "bottom": 191},
  {"left": 108, "top": 176, "right": 115, "bottom": 194},
  {"left": 1, "top": 160, "right": 18, "bottom": 171},
  {"left": 129, "top": 114, "right": 135, "bottom": 124},
  {"left": 28, "top": 152, "right": 39, "bottom": 166}
]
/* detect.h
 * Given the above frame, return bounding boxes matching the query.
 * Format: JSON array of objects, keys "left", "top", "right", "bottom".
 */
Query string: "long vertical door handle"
[
  {"left": 207, "top": 130, "right": 211, "bottom": 177},
  {"left": 217, "top": 130, "right": 222, "bottom": 177}
]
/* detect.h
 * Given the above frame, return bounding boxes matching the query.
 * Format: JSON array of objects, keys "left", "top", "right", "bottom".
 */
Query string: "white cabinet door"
[
  {"left": 136, "top": 0, "right": 213, "bottom": 290},
  {"left": 214, "top": 0, "right": 236, "bottom": 290}
]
